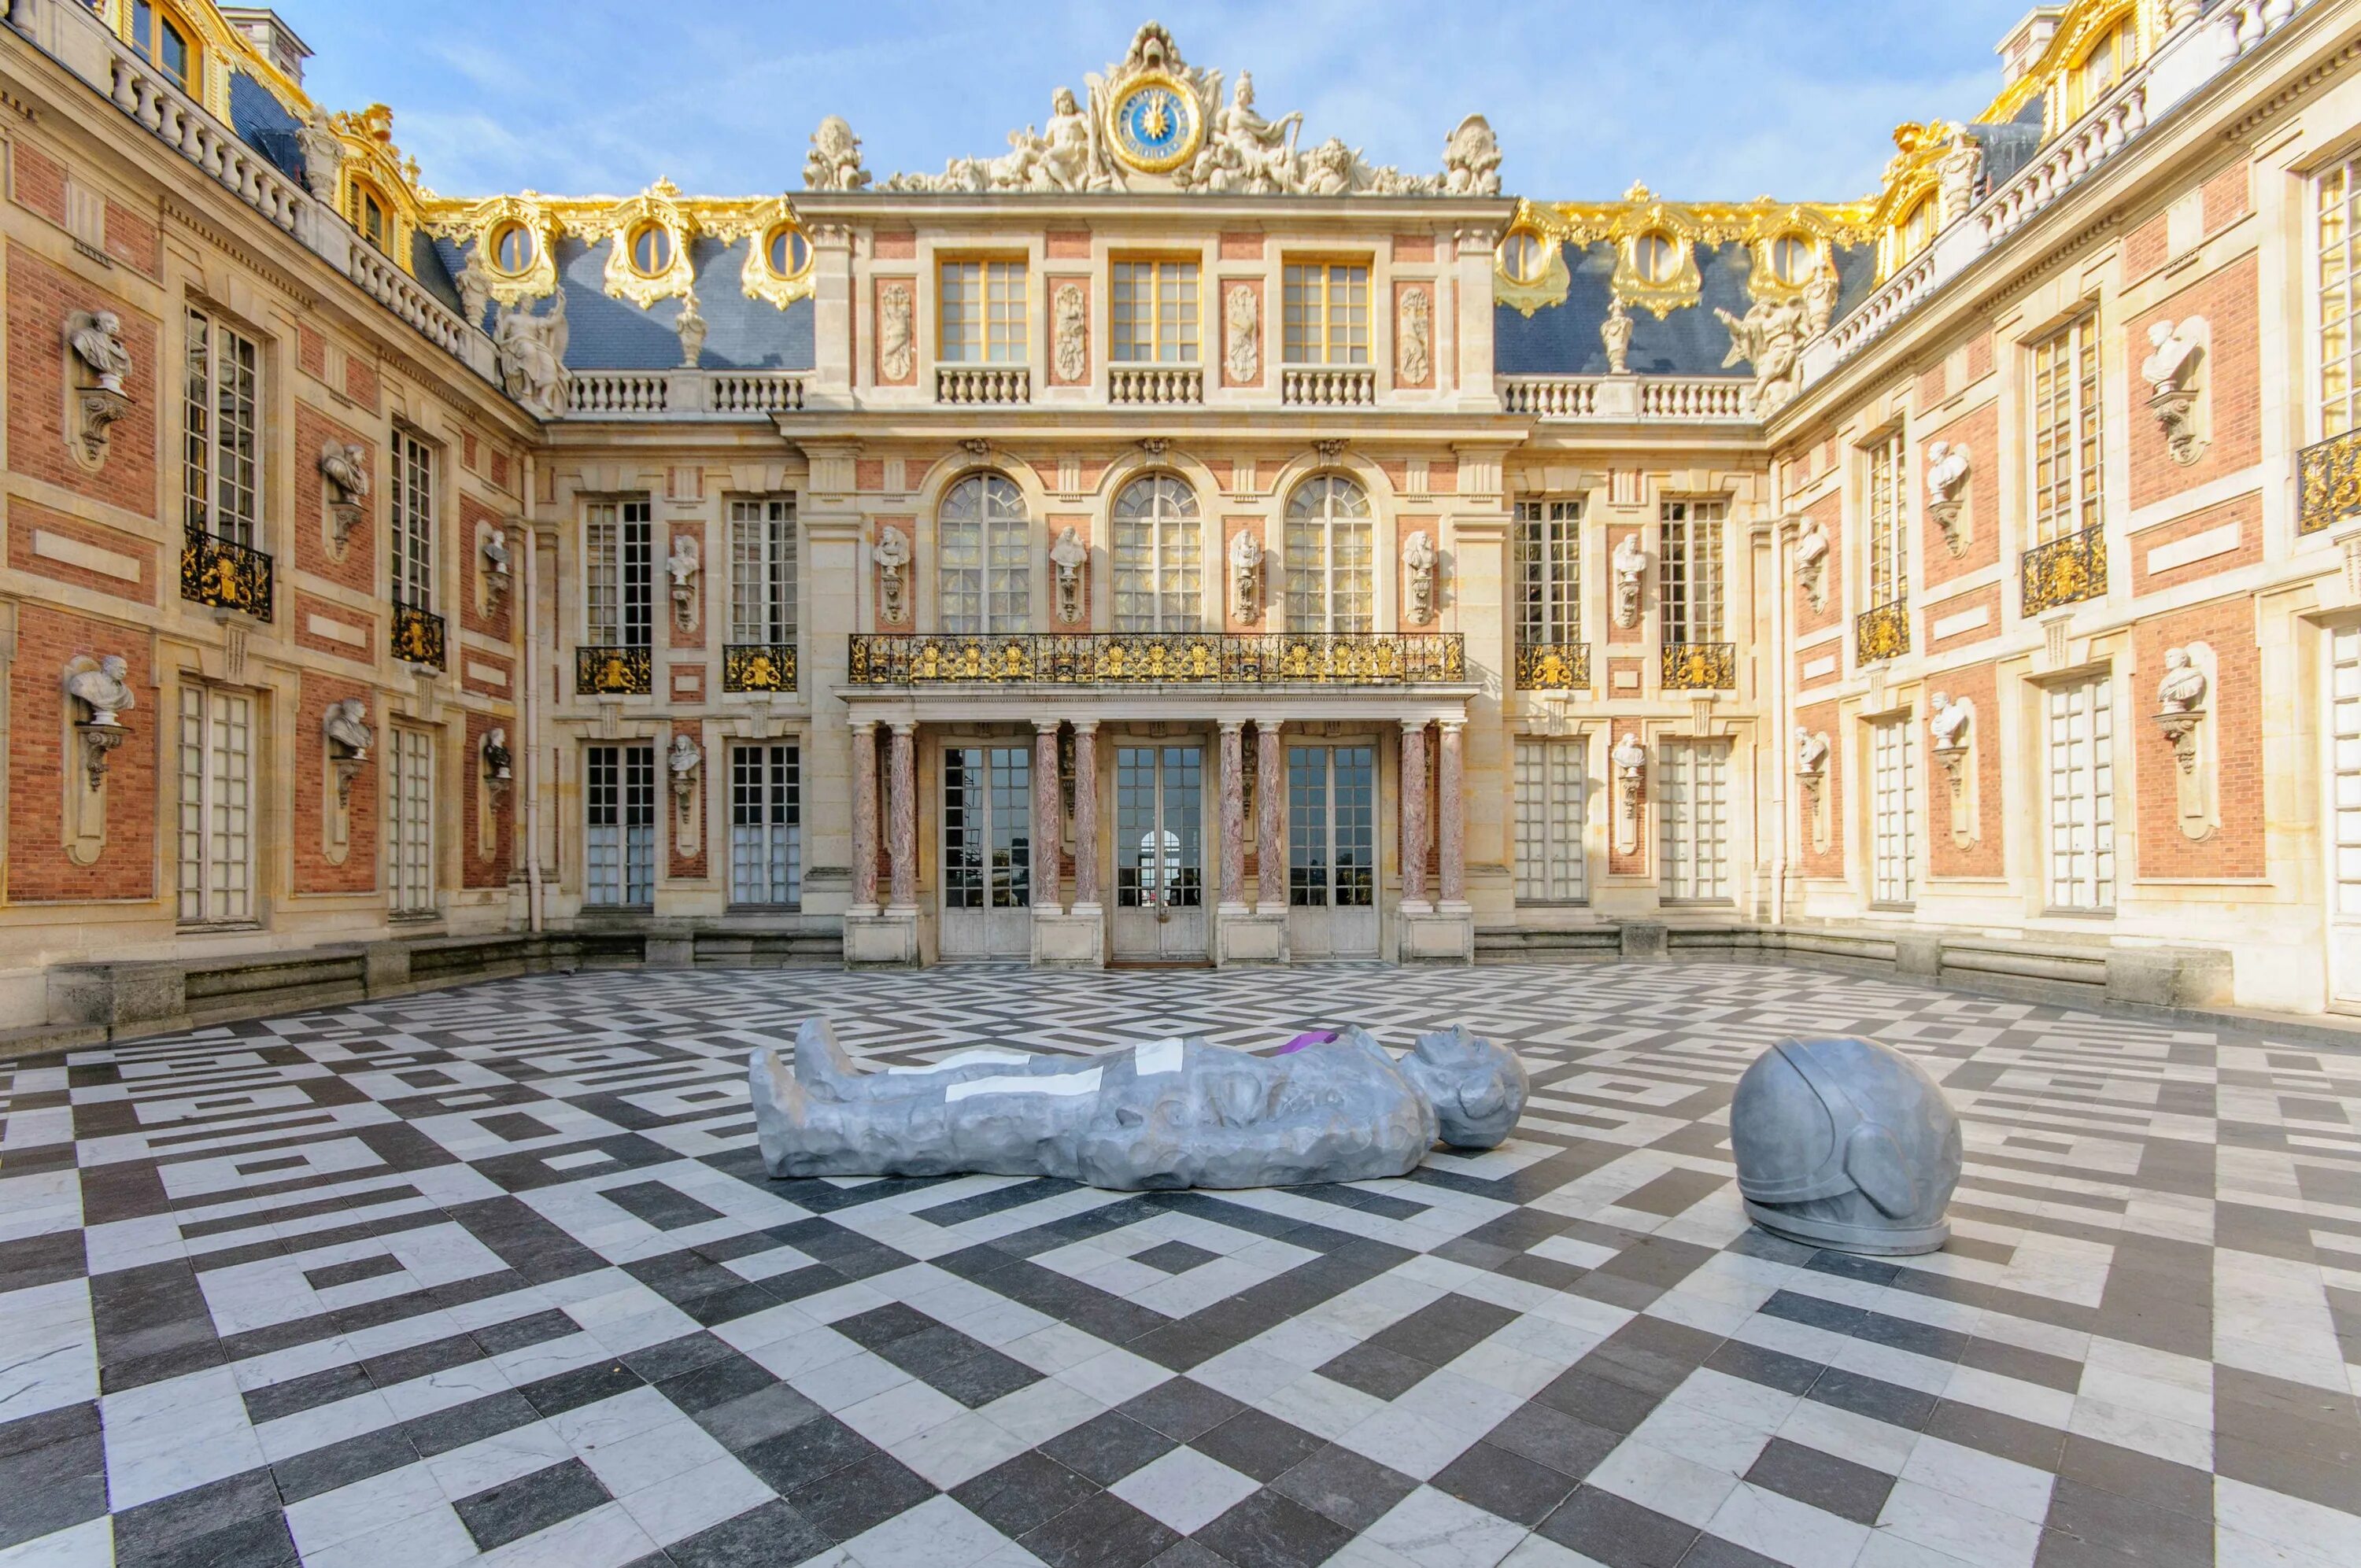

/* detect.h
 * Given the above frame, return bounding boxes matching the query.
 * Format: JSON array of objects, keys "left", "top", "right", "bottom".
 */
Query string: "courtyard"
[{"left": 0, "top": 961, "right": 2355, "bottom": 1568}]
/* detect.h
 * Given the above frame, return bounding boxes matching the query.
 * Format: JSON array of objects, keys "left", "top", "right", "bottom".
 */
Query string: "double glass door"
[
  {"left": 941, "top": 745, "right": 1031, "bottom": 960},
  {"left": 1114, "top": 744, "right": 1205, "bottom": 961},
  {"left": 1286, "top": 743, "right": 1379, "bottom": 958}
]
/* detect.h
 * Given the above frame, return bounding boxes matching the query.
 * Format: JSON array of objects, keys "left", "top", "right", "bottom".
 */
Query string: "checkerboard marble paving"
[{"left": 3, "top": 961, "right": 2359, "bottom": 1568}]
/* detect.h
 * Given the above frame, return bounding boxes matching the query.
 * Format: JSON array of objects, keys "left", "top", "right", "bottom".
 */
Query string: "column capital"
[
  {"left": 1072, "top": 718, "right": 1100, "bottom": 736},
  {"left": 850, "top": 717, "right": 879, "bottom": 735},
  {"left": 890, "top": 719, "right": 918, "bottom": 736},
  {"left": 1033, "top": 718, "right": 1063, "bottom": 735},
  {"left": 1437, "top": 716, "right": 1466, "bottom": 733},
  {"left": 1254, "top": 718, "right": 1286, "bottom": 736},
  {"left": 1399, "top": 717, "right": 1430, "bottom": 737},
  {"left": 1217, "top": 717, "right": 1245, "bottom": 735}
]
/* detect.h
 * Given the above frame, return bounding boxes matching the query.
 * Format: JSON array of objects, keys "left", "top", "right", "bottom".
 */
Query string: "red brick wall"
[
  {"left": 2125, "top": 210, "right": 2168, "bottom": 280},
  {"left": 1794, "top": 493, "right": 1842, "bottom": 639},
  {"left": 1044, "top": 231, "right": 1090, "bottom": 260},
  {"left": 344, "top": 355, "right": 380, "bottom": 413},
  {"left": 294, "top": 406, "right": 375, "bottom": 589},
  {"left": 460, "top": 650, "right": 512, "bottom": 701},
  {"left": 1964, "top": 332, "right": 1993, "bottom": 383},
  {"left": 2130, "top": 490, "right": 2262, "bottom": 597},
  {"left": 2129, "top": 253, "right": 2259, "bottom": 510},
  {"left": 7, "top": 248, "right": 159, "bottom": 515},
  {"left": 297, "top": 325, "right": 327, "bottom": 380},
  {"left": 6, "top": 500, "right": 157, "bottom": 604},
  {"left": 1915, "top": 360, "right": 1946, "bottom": 410},
  {"left": 2203, "top": 160, "right": 2250, "bottom": 236},
  {"left": 292, "top": 591, "right": 375, "bottom": 664},
  {"left": 1927, "top": 661, "right": 2001, "bottom": 878},
  {"left": 1923, "top": 581, "right": 2002, "bottom": 655},
  {"left": 11, "top": 141, "right": 67, "bottom": 226},
  {"left": 104, "top": 200, "right": 160, "bottom": 277},
  {"left": 464, "top": 711, "right": 513, "bottom": 889},
  {"left": 1921, "top": 401, "right": 1997, "bottom": 592},
  {"left": 458, "top": 493, "right": 514, "bottom": 644},
  {"left": 294, "top": 677, "right": 379, "bottom": 893},
  {"left": 1797, "top": 698, "right": 1843, "bottom": 879},
  {"left": 2134, "top": 601, "right": 2262, "bottom": 880},
  {"left": 7, "top": 606, "right": 156, "bottom": 902}
]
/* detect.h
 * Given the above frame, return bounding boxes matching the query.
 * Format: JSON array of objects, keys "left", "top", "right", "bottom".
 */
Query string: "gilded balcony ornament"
[
  {"left": 1515, "top": 642, "right": 1591, "bottom": 692},
  {"left": 1661, "top": 641, "right": 1736, "bottom": 691},
  {"left": 181, "top": 528, "right": 274, "bottom": 620},
  {"left": 1855, "top": 600, "right": 1910, "bottom": 665},
  {"left": 2300, "top": 428, "right": 2361, "bottom": 536},
  {"left": 2020, "top": 526, "right": 2108, "bottom": 614},
  {"left": 575, "top": 645, "right": 652, "bottom": 696},
  {"left": 723, "top": 644, "right": 798, "bottom": 694},
  {"left": 1513, "top": 192, "right": 1879, "bottom": 321},
  {"left": 390, "top": 602, "right": 446, "bottom": 670},
  {"left": 845, "top": 633, "right": 1463, "bottom": 687}
]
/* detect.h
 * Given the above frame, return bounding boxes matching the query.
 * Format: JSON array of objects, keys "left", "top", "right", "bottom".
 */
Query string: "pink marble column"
[
  {"left": 1072, "top": 721, "right": 1101, "bottom": 908},
  {"left": 1217, "top": 720, "right": 1246, "bottom": 909},
  {"left": 849, "top": 720, "right": 879, "bottom": 913},
  {"left": 1438, "top": 718, "right": 1467, "bottom": 908},
  {"left": 1033, "top": 720, "right": 1062, "bottom": 913},
  {"left": 1399, "top": 719, "right": 1430, "bottom": 910},
  {"left": 1255, "top": 719, "right": 1284, "bottom": 912},
  {"left": 888, "top": 721, "right": 917, "bottom": 910}
]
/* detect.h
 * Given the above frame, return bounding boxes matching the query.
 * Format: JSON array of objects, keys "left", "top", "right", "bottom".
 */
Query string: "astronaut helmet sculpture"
[
  {"left": 1730, "top": 1035, "right": 1963, "bottom": 1256},
  {"left": 1397, "top": 1024, "right": 1530, "bottom": 1148}
]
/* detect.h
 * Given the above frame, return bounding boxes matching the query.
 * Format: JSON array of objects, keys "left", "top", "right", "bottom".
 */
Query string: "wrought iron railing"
[
  {"left": 1855, "top": 600, "right": 1909, "bottom": 665},
  {"left": 575, "top": 644, "right": 652, "bottom": 695},
  {"left": 1514, "top": 641, "right": 1591, "bottom": 691},
  {"left": 2021, "top": 526, "right": 2108, "bottom": 614},
  {"left": 848, "top": 633, "right": 1465, "bottom": 686},
  {"left": 180, "top": 527, "right": 273, "bottom": 619},
  {"left": 2300, "top": 428, "right": 2361, "bottom": 536},
  {"left": 390, "top": 601, "right": 446, "bottom": 670},
  {"left": 723, "top": 644, "right": 798, "bottom": 693},
  {"left": 1661, "top": 641, "right": 1736, "bottom": 691}
]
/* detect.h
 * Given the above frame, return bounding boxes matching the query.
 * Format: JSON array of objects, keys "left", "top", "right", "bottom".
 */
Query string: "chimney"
[
  {"left": 219, "top": 8, "right": 315, "bottom": 87},
  {"left": 1997, "top": 6, "right": 2067, "bottom": 91}
]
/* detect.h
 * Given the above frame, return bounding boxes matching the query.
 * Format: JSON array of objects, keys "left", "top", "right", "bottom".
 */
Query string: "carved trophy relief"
[
  {"left": 804, "top": 116, "right": 873, "bottom": 191},
  {"left": 322, "top": 697, "right": 374, "bottom": 864},
  {"left": 2154, "top": 643, "right": 2219, "bottom": 841},
  {"left": 874, "top": 525, "right": 911, "bottom": 624},
  {"left": 1794, "top": 516, "right": 1830, "bottom": 611},
  {"left": 668, "top": 533, "right": 701, "bottom": 633},
  {"left": 1223, "top": 284, "right": 1259, "bottom": 384},
  {"left": 1397, "top": 286, "right": 1432, "bottom": 386},
  {"left": 1924, "top": 440, "right": 1971, "bottom": 559},
  {"left": 1929, "top": 692, "right": 1977, "bottom": 846},
  {"left": 1600, "top": 297, "right": 1633, "bottom": 374},
  {"left": 1052, "top": 281, "right": 1088, "bottom": 383},
  {"left": 2141, "top": 317, "right": 2210, "bottom": 466},
  {"left": 1611, "top": 533, "right": 1647, "bottom": 629},
  {"left": 1229, "top": 529, "right": 1264, "bottom": 622},
  {"left": 1611, "top": 732, "right": 1647, "bottom": 856},
  {"left": 1402, "top": 529, "right": 1438, "bottom": 625},
  {"left": 64, "top": 310, "right": 133, "bottom": 470},
  {"left": 1050, "top": 526, "right": 1088, "bottom": 624},
  {"left": 320, "top": 440, "right": 370, "bottom": 555},
  {"left": 878, "top": 281, "right": 915, "bottom": 383},
  {"left": 1794, "top": 726, "right": 1833, "bottom": 854}
]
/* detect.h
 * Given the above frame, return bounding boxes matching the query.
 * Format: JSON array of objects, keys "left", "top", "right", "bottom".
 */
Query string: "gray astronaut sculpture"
[
  {"left": 1729, "top": 1035, "right": 1964, "bottom": 1256},
  {"left": 750, "top": 1019, "right": 1528, "bottom": 1190}
]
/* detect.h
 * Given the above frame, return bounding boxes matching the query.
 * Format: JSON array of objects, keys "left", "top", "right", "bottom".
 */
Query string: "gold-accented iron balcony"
[
  {"left": 1661, "top": 642, "right": 1735, "bottom": 691},
  {"left": 848, "top": 633, "right": 1465, "bottom": 687},
  {"left": 2300, "top": 428, "right": 2361, "bottom": 537},
  {"left": 2021, "top": 525, "right": 2108, "bottom": 614},
  {"left": 723, "top": 644, "right": 798, "bottom": 693},
  {"left": 390, "top": 602, "right": 446, "bottom": 670},
  {"left": 180, "top": 527, "right": 273, "bottom": 620},
  {"left": 1514, "top": 642, "right": 1591, "bottom": 692},
  {"left": 575, "top": 645, "right": 652, "bottom": 695},
  {"left": 935, "top": 365, "right": 1033, "bottom": 405},
  {"left": 1855, "top": 600, "right": 1909, "bottom": 665}
]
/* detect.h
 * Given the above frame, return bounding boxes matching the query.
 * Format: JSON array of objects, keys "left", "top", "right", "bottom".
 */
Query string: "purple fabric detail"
[{"left": 1278, "top": 1030, "right": 1339, "bottom": 1055}]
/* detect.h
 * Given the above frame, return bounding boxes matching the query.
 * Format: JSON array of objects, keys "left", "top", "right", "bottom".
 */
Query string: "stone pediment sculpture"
[
  {"left": 1731, "top": 1036, "right": 1963, "bottom": 1256},
  {"left": 1600, "top": 297, "right": 1633, "bottom": 374},
  {"left": 68, "top": 311, "right": 132, "bottom": 393},
  {"left": 1717, "top": 293, "right": 1806, "bottom": 414},
  {"left": 668, "top": 733, "right": 702, "bottom": 799},
  {"left": 2157, "top": 644, "right": 2208, "bottom": 715},
  {"left": 493, "top": 290, "right": 571, "bottom": 420},
  {"left": 482, "top": 727, "right": 512, "bottom": 782},
  {"left": 751, "top": 1018, "right": 1528, "bottom": 1190},
  {"left": 878, "top": 24, "right": 1500, "bottom": 197},
  {"left": 320, "top": 439, "right": 371, "bottom": 552},
  {"left": 1929, "top": 691, "right": 1973, "bottom": 752},
  {"left": 674, "top": 292, "right": 708, "bottom": 368},
  {"left": 295, "top": 106, "right": 345, "bottom": 203},
  {"left": 1223, "top": 284, "right": 1259, "bottom": 383},
  {"left": 804, "top": 115, "right": 873, "bottom": 191},
  {"left": 1794, "top": 726, "right": 1828, "bottom": 777}
]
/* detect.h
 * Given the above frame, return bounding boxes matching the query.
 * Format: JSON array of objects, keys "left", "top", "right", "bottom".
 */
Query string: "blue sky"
[{"left": 284, "top": 1, "right": 2034, "bottom": 201}]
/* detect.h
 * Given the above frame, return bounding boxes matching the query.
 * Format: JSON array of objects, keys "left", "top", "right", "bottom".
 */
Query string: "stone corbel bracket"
[
  {"left": 63, "top": 312, "right": 134, "bottom": 472},
  {"left": 61, "top": 654, "right": 134, "bottom": 867},
  {"left": 670, "top": 734, "right": 703, "bottom": 858},
  {"left": 1928, "top": 694, "right": 1976, "bottom": 848},
  {"left": 2141, "top": 316, "right": 2210, "bottom": 467},
  {"left": 1794, "top": 729, "right": 1832, "bottom": 854},
  {"left": 2154, "top": 641, "right": 2218, "bottom": 841},
  {"left": 1611, "top": 734, "right": 1646, "bottom": 856},
  {"left": 323, "top": 698, "right": 374, "bottom": 866}
]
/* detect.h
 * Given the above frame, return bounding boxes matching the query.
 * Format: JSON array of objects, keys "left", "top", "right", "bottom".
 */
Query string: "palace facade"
[{"left": 2, "top": 0, "right": 2359, "bottom": 1033}]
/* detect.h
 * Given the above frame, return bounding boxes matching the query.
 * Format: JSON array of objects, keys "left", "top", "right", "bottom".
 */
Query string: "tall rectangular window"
[
  {"left": 2045, "top": 676, "right": 2115, "bottom": 911},
  {"left": 184, "top": 308, "right": 260, "bottom": 547},
  {"left": 585, "top": 744, "right": 656, "bottom": 906},
  {"left": 390, "top": 428, "right": 434, "bottom": 611},
  {"left": 729, "top": 498, "right": 797, "bottom": 644},
  {"left": 176, "top": 684, "right": 253, "bottom": 924},
  {"left": 730, "top": 743, "right": 801, "bottom": 906},
  {"left": 1870, "top": 718, "right": 1916, "bottom": 906},
  {"left": 1514, "top": 738, "right": 1587, "bottom": 903},
  {"left": 1864, "top": 432, "right": 1908, "bottom": 607},
  {"left": 1660, "top": 500, "right": 1726, "bottom": 642},
  {"left": 1515, "top": 500, "right": 1581, "bottom": 647},
  {"left": 584, "top": 499, "right": 653, "bottom": 647},
  {"left": 2030, "top": 315, "right": 2104, "bottom": 542},
  {"left": 940, "top": 260, "right": 1027, "bottom": 363},
  {"left": 1110, "top": 260, "right": 1199, "bottom": 363},
  {"left": 1658, "top": 740, "right": 1731, "bottom": 902},
  {"left": 388, "top": 726, "right": 435, "bottom": 915},
  {"left": 2331, "top": 625, "right": 2361, "bottom": 917},
  {"left": 1281, "top": 263, "right": 1369, "bottom": 364},
  {"left": 2321, "top": 160, "right": 2361, "bottom": 437}
]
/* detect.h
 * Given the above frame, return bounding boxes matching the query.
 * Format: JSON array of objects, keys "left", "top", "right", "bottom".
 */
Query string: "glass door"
[
  {"left": 1113, "top": 743, "right": 1206, "bottom": 961},
  {"left": 1285, "top": 744, "right": 1378, "bottom": 958},
  {"left": 941, "top": 744, "right": 1032, "bottom": 960}
]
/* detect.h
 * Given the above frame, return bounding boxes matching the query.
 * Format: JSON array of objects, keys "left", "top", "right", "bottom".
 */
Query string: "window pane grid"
[
  {"left": 1515, "top": 500, "right": 1582, "bottom": 645},
  {"left": 1112, "top": 260, "right": 1200, "bottom": 363},
  {"left": 2031, "top": 316, "right": 2104, "bottom": 543},
  {"left": 1514, "top": 737, "right": 1587, "bottom": 902},
  {"left": 1116, "top": 746, "right": 1203, "bottom": 909},
  {"left": 184, "top": 309, "right": 260, "bottom": 546},
  {"left": 1871, "top": 718, "right": 1916, "bottom": 906},
  {"left": 391, "top": 429, "right": 434, "bottom": 610},
  {"left": 2320, "top": 161, "right": 2359, "bottom": 437},
  {"left": 1285, "top": 477, "right": 1373, "bottom": 633},
  {"left": 1658, "top": 740, "right": 1731, "bottom": 902},
  {"left": 940, "top": 260, "right": 1026, "bottom": 363},
  {"left": 1281, "top": 264, "right": 1369, "bottom": 365},
  {"left": 389, "top": 727, "right": 434, "bottom": 914},
  {"left": 729, "top": 498, "right": 797, "bottom": 643},
  {"left": 584, "top": 500, "right": 653, "bottom": 646},
  {"left": 2046, "top": 676, "right": 2115, "bottom": 910},
  {"left": 2332, "top": 627, "right": 2361, "bottom": 914},
  {"left": 1866, "top": 435, "right": 1908, "bottom": 607},
  {"left": 177, "top": 685, "right": 253, "bottom": 924},
  {"left": 1113, "top": 475, "right": 1203, "bottom": 632},
  {"left": 586, "top": 744, "right": 656, "bottom": 906},
  {"left": 939, "top": 474, "right": 1029, "bottom": 634},
  {"left": 730, "top": 743, "right": 802, "bottom": 906},
  {"left": 1660, "top": 500, "right": 1727, "bottom": 642}
]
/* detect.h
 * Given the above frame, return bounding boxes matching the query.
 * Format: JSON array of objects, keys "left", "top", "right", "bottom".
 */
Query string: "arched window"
[
  {"left": 1896, "top": 195, "right": 1936, "bottom": 264},
  {"left": 131, "top": 2, "right": 196, "bottom": 94},
  {"left": 2071, "top": 14, "right": 2137, "bottom": 120},
  {"left": 1285, "top": 475, "right": 1373, "bottom": 633},
  {"left": 939, "top": 474, "right": 1029, "bottom": 634},
  {"left": 353, "top": 183, "right": 390, "bottom": 253},
  {"left": 1111, "top": 475, "right": 1201, "bottom": 633}
]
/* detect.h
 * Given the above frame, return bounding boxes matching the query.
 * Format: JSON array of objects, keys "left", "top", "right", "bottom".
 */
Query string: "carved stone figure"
[
  {"left": 295, "top": 106, "right": 343, "bottom": 203},
  {"left": 1302, "top": 138, "right": 1357, "bottom": 197},
  {"left": 67, "top": 310, "right": 132, "bottom": 393},
  {"left": 1794, "top": 727, "right": 1829, "bottom": 776},
  {"left": 1223, "top": 284, "right": 1259, "bottom": 384},
  {"left": 323, "top": 698, "right": 373, "bottom": 760},
  {"left": 804, "top": 115, "right": 872, "bottom": 192},
  {"left": 1612, "top": 732, "right": 1647, "bottom": 813},
  {"left": 482, "top": 528, "right": 512, "bottom": 579},
  {"left": 1052, "top": 281, "right": 1087, "bottom": 383},
  {"left": 455, "top": 250, "right": 493, "bottom": 330},
  {"left": 1930, "top": 691, "right": 1974, "bottom": 753},
  {"left": 2141, "top": 318, "right": 2209, "bottom": 464},
  {"left": 2157, "top": 645, "right": 2208, "bottom": 714},
  {"left": 1794, "top": 516, "right": 1830, "bottom": 610},
  {"left": 1716, "top": 294, "right": 1808, "bottom": 414},
  {"left": 874, "top": 525, "right": 911, "bottom": 623},
  {"left": 668, "top": 733, "right": 702, "bottom": 800},
  {"left": 674, "top": 292, "right": 708, "bottom": 368},
  {"left": 65, "top": 655, "right": 135, "bottom": 728},
  {"left": 1192, "top": 72, "right": 1301, "bottom": 194},
  {"left": 1229, "top": 528, "right": 1263, "bottom": 621},
  {"left": 1050, "top": 526, "right": 1088, "bottom": 625},
  {"left": 878, "top": 281, "right": 914, "bottom": 384},
  {"left": 320, "top": 441, "right": 370, "bottom": 507},
  {"left": 1803, "top": 266, "right": 1842, "bottom": 338},
  {"left": 1600, "top": 297, "right": 1633, "bottom": 374},
  {"left": 1040, "top": 87, "right": 1095, "bottom": 192},
  {"left": 482, "top": 727, "right": 512, "bottom": 782},
  {"left": 1925, "top": 439, "right": 1971, "bottom": 558},
  {"left": 668, "top": 534, "right": 700, "bottom": 630},
  {"left": 750, "top": 1018, "right": 1529, "bottom": 1190},
  {"left": 1937, "top": 134, "right": 1985, "bottom": 225},
  {"left": 492, "top": 290, "right": 570, "bottom": 420},
  {"left": 1402, "top": 529, "right": 1438, "bottom": 625},
  {"left": 1397, "top": 287, "right": 1432, "bottom": 386},
  {"left": 1731, "top": 1035, "right": 1964, "bottom": 1256},
  {"left": 1611, "top": 533, "right": 1647, "bottom": 629},
  {"left": 1439, "top": 114, "right": 1502, "bottom": 196}
]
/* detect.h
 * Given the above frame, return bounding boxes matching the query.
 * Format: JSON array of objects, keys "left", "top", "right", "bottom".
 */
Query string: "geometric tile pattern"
[{"left": 2, "top": 961, "right": 2358, "bottom": 1567}]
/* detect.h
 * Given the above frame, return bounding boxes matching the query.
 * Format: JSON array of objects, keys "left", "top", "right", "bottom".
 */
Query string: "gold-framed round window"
[
  {"left": 1767, "top": 234, "right": 1818, "bottom": 286},
  {"left": 1497, "top": 227, "right": 1550, "bottom": 285},
  {"left": 1634, "top": 231, "right": 1682, "bottom": 284},
  {"left": 628, "top": 221, "right": 674, "bottom": 277},
  {"left": 490, "top": 221, "right": 538, "bottom": 275},
  {"left": 764, "top": 222, "right": 813, "bottom": 280}
]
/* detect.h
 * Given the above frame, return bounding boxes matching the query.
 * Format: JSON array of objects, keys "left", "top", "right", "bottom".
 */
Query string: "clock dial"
[{"left": 1108, "top": 74, "right": 1201, "bottom": 173}]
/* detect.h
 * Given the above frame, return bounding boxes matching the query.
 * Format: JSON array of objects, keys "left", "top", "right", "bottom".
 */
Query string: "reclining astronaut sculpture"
[{"left": 749, "top": 1019, "right": 1529, "bottom": 1190}]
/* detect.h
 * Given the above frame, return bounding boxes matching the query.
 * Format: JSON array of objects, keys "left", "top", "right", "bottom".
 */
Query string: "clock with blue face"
[{"left": 1108, "top": 72, "right": 1202, "bottom": 174}]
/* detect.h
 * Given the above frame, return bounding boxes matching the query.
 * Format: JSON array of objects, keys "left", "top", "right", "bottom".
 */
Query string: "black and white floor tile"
[{"left": 2, "top": 962, "right": 2358, "bottom": 1567}]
